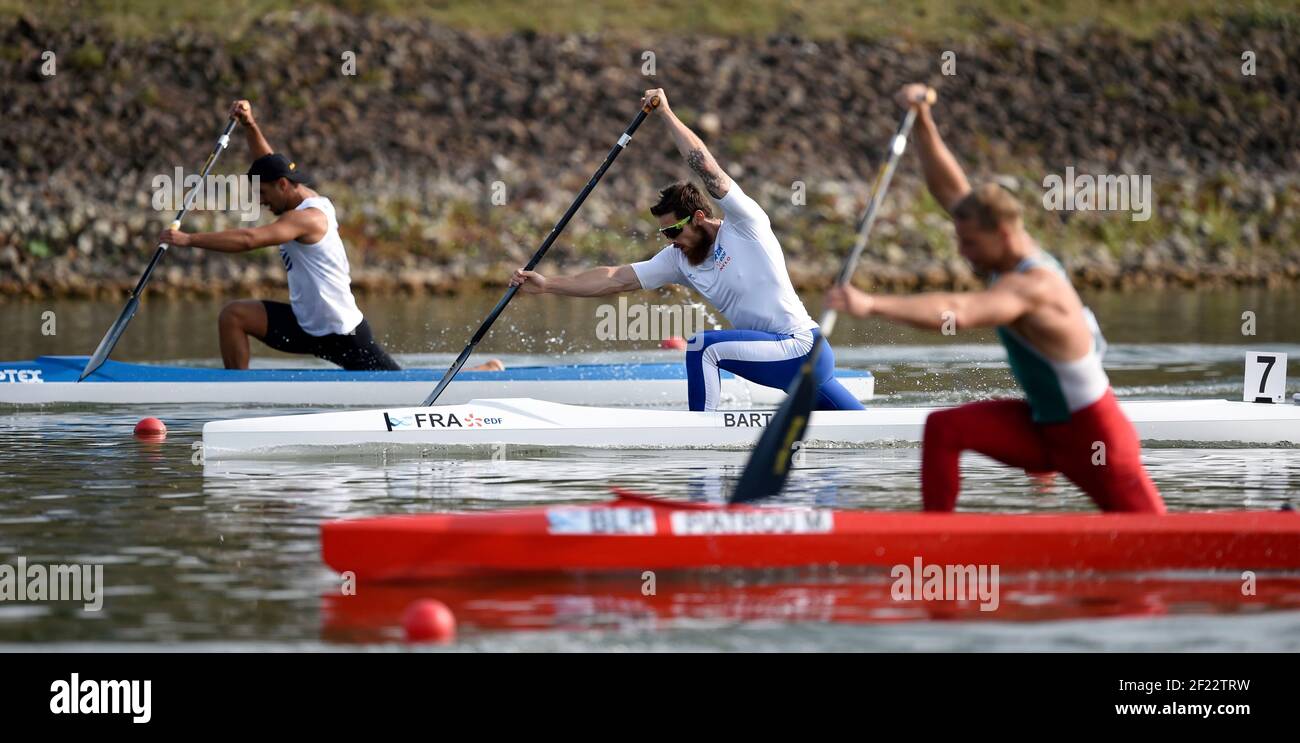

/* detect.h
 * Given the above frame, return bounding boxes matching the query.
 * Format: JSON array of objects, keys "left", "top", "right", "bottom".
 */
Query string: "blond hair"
[{"left": 952, "top": 183, "right": 1023, "bottom": 231}]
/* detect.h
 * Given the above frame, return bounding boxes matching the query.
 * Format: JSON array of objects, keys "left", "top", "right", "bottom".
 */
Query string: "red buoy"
[
  {"left": 133, "top": 417, "right": 167, "bottom": 439},
  {"left": 660, "top": 336, "right": 687, "bottom": 350},
  {"left": 402, "top": 599, "right": 456, "bottom": 643}
]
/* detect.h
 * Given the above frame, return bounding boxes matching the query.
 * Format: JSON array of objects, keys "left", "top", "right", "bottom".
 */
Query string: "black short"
[{"left": 259, "top": 300, "right": 401, "bottom": 371}]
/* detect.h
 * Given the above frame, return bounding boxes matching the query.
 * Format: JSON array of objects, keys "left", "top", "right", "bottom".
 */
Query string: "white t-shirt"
[
  {"left": 278, "top": 196, "right": 364, "bottom": 336},
  {"left": 630, "top": 184, "right": 817, "bottom": 335}
]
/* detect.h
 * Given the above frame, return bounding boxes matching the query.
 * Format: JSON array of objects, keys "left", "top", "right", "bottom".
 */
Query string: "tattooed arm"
[{"left": 643, "top": 88, "right": 733, "bottom": 199}]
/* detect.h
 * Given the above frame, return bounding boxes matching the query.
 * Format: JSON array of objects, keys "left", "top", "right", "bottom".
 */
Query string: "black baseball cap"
[{"left": 248, "top": 153, "right": 313, "bottom": 185}]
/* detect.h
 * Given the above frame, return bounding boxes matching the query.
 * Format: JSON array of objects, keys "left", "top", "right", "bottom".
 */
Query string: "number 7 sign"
[{"left": 1244, "top": 351, "right": 1287, "bottom": 403}]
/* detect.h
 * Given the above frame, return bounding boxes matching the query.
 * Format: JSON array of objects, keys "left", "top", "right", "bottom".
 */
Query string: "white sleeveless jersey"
[{"left": 278, "top": 196, "right": 364, "bottom": 336}]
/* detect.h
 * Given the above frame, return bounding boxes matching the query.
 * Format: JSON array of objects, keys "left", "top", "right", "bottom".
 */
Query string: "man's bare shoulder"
[{"left": 993, "top": 265, "right": 1070, "bottom": 299}]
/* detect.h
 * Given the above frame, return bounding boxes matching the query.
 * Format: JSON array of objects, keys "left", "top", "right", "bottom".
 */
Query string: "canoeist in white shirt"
[
  {"left": 509, "top": 88, "right": 863, "bottom": 412},
  {"left": 159, "top": 100, "right": 502, "bottom": 372}
]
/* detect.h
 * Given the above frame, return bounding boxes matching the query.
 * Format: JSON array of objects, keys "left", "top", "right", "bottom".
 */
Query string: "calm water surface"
[{"left": 2, "top": 288, "right": 1299, "bottom": 650}]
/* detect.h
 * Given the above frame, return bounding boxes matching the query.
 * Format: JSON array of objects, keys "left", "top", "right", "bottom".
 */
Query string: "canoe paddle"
[
  {"left": 422, "top": 95, "right": 661, "bottom": 406},
  {"left": 79, "top": 117, "right": 239, "bottom": 381},
  {"left": 730, "top": 88, "right": 935, "bottom": 504}
]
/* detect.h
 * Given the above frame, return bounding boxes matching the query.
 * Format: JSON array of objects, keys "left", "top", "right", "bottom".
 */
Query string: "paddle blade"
[
  {"left": 730, "top": 358, "right": 819, "bottom": 504},
  {"left": 78, "top": 296, "right": 139, "bottom": 381}
]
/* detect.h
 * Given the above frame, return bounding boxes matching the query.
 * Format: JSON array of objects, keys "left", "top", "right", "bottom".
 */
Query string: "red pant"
[{"left": 921, "top": 389, "right": 1165, "bottom": 513}]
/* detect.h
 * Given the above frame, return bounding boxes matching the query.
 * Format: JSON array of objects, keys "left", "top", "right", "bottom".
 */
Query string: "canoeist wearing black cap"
[{"left": 158, "top": 100, "right": 503, "bottom": 373}]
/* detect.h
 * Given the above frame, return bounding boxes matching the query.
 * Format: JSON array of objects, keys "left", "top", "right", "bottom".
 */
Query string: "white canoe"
[
  {"left": 201, "top": 397, "right": 1300, "bottom": 458},
  {"left": 0, "top": 356, "right": 873, "bottom": 408}
]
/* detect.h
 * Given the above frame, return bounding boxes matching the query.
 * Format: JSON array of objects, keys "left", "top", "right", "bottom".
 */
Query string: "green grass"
[{"left": 3, "top": 0, "right": 1297, "bottom": 41}]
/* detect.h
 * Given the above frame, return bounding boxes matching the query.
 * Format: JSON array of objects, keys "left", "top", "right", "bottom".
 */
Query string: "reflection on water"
[
  {"left": 322, "top": 573, "right": 1300, "bottom": 644},
  {"left": 2, "top": 287, "right": 1300, "bottom": 649}
]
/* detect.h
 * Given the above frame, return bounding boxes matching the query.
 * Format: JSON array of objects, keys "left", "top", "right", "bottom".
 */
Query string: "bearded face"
[{"left": 657, "top": 211, "right": 713, "bottom": 266}]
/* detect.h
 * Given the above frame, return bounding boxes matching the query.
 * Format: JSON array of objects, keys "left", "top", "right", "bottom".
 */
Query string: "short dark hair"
[
  {"left": 952, "top": 183, "right": 1022, "bottom": 231},
  {"left": 650, "top": 181, "right": 714, "bottom": 220}
]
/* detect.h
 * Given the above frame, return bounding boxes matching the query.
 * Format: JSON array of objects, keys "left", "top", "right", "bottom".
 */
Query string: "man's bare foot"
[{"left": 471, "top": 359, "right": 506, "bottom": 372}]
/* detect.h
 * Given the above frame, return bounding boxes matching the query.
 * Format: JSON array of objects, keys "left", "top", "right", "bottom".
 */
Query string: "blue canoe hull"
[{"left": 0, "top": 356, "right": 874, "bottom": 407}]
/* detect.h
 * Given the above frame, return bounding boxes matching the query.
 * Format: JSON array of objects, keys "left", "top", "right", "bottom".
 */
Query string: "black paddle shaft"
[
  {"left": 422, "top": 98, "right": 660, "bottom": 406},
  {"left": 823, "top": 105, "right": 920, "bottom": 337},
  {"left": 79, "top": 117, "right": 239, "bottom": 381},
  {"left": 730, "top": 103, "right": 925, "bottom": 504}
]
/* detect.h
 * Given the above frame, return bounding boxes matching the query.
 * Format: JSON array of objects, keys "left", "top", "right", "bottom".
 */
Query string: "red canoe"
[{"left": 321, "top": 490, "right": 1300, "bottom": 582}]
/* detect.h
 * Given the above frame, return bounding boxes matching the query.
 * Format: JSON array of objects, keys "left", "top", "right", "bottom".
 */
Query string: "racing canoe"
[
  {"left": 0, "top": 355, "right": 873, "bottom": 407},
  {"left": 321, "top": 491, "right": 1300, "bottom": 582},
  {"left": 203, "top": 396, "right": 1300, "bottom": 457}
]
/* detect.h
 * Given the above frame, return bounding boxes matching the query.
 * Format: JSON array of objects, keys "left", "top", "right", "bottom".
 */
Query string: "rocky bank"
[{"left": 1, "top": 10, "right": 1297, "bottom": 298}]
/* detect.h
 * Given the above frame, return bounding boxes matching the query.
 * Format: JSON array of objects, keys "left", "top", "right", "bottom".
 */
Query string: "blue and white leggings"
[{"left": 685, "top": 328, "right": 865, "bottom": 412}]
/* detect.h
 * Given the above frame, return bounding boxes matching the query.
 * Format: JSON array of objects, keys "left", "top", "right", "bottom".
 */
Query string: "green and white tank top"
[{"left": 990, "top": 253, "right": 1109, "bottom": 423}]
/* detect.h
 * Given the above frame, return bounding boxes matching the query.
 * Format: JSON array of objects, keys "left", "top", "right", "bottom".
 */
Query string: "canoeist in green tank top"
[
  {"left": 828, "top": 84, "right": 1164, "bottom": 514},
  {"left": 989, "top": 252, "right": 1109, "bottom": 424}
]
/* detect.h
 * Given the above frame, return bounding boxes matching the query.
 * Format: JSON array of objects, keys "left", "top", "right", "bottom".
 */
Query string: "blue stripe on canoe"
[{"left": 5, "top": 356, "right": 872, "bottom": 384}]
